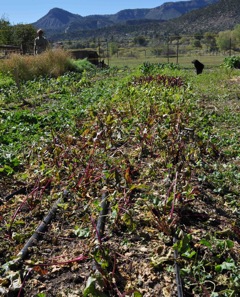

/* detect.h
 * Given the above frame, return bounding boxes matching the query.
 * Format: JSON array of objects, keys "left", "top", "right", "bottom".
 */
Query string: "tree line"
[
  {"left": 1, "top": 17, "right": 240, "bottom": 56},
  {"left": 0, "top": 19, "right": 36, "bottom": 54}
]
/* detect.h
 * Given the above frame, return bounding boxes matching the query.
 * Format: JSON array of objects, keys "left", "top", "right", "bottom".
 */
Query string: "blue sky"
[{"left": 1, "top": 0, "right": 188, "bottom": 25}]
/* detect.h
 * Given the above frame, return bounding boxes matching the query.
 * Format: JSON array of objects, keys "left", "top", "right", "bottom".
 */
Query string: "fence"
[
  {"left": 0, "top": 45, "right": 22, "bottom": 58},
  {"left": 76, "top": 36, "right": 235, "bottom": 68}
]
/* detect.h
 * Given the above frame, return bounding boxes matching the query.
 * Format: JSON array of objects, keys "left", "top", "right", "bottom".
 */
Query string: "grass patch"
[{"left": 0, "top": 49, "right": 94, "bottom": 81}]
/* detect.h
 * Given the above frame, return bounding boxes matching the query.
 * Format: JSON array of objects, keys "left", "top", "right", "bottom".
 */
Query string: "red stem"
[{"left": 7, "top": 179, "right": 52, "bottom": 236}]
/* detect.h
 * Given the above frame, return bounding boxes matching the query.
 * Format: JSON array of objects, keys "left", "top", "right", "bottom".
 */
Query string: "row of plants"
[{"left": 0, "top": 58, "right": 239, "bottom": 296}]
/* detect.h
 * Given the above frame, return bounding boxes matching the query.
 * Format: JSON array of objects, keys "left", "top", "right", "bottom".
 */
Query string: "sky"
[{"left": 1, "top": 0, "right": 188, "bottom": 25}]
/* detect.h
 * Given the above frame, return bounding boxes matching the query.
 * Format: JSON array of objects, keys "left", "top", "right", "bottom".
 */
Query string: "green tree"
[
  {"left": 0, "top": 18, "right": 12, "bottom": 44},
  {"left": 216, "top": 31, "right": 234, "bottom": 52},
  {"left": 203, "top": 32, "right": 217, "bottom": 52},
  {"left": 192, "top": 39, "right": 202, "bottom": 48},
  {"left": 12, "top": 24, "right": 36, "bottom": 53},
  {"left": 232, "top": 24, "right": 240, "bottom": 49},
  {"left": 133, "top": 36, "right": 148, "bottom": 46},
  {"left": 109, "top": 42, "right": 119, "bottom": 55}
]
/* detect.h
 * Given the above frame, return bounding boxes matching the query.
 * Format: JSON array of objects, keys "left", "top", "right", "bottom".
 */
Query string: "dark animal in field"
[
  {"left": 192, "top": 59, "right": 204, "bottom": 75},
  {"left": 97, "top": 60, "right": 109, "bottom": 69}
]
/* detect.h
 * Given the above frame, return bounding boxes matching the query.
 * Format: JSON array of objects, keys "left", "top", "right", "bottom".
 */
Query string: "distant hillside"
[
  {"left": 144, "top": 0, "right": 219, "bottom": 20},
  {"left": 32, "top": 0, "right": 219, "bottom": 37},
  {"left": 75, "top": 0, "right": 239, "bottom": 40},
  {"left": 171, "top": 0, "right": 240, "bottom": 33},
  {"left": 32, "top": 0, "right": 240, "bottom": 41}
]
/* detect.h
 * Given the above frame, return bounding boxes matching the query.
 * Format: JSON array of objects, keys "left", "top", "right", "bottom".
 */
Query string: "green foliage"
[
  {"left": 83, "top": 276, "right": 107, "bottom": 297},
  {"left": 216, "top": 31, "right": 234, "bottom": 52},
  {"left": 69, "top": 58, "right": 95, "bottom": 73},
  {"left": 73, "top": 226, "right": 90, "bottom": 238},
  {"left": 0, "top": 18, "right": 12, "bottom": 44},
  {"left": 0, "top": 72, "right": 15, "bottom": 88},
  {"left": 134, "top": 35, "right": 148, "bottom": 46},
  {"left": 139, "top": 62, "right": 180, "bottom": 74},
  {"left": 12, "top": 24, "right": 36, "bottom": 53},
  {"left": 0, "top": 18, "right": 36, "bottom": 51},
  {"left": 0, "top": 62, "right": 239, "bottom": 296},
  {"left": 109, "top": 41, "right": 119, "bottom": 55},
  {"left": 174, "top": 234, "right": 196, "bottom": 259},
  {"left": 222, "top": 56, "right": 240, "bottom": 69}
]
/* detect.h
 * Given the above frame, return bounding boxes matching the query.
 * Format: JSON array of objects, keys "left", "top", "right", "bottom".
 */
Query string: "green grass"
[{"left": 108, "top": 53, "right": 227, "bottom": 69}]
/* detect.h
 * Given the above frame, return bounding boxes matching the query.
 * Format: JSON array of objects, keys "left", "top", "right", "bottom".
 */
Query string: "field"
[
  {"left": 108, "top": 54, "right": 225, "bottom": 69},
  {"left": 0, "top": 52, "right": 239, "bottom": 297}
]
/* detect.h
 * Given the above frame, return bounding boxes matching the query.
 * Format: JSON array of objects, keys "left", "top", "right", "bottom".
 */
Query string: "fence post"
[
  {"left": 176, "top": 40, "right": 179, "bottom": 64},
  {"left": 229, "top": 38, "right": 232, "bottom": 56},
  {"left": 167, "top": 36, "right": 170, "bottom": 63},
  {"left": 106, "top": 39, "right": 109, "bottom": 65},
  {"left": 98, "top": 38, "right": 101, "bottom": 60}
]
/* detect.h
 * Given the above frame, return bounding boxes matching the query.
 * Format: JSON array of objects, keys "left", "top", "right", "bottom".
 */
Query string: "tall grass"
[{"left": 0, "top": 49, "right": 83, "bottom": 81}]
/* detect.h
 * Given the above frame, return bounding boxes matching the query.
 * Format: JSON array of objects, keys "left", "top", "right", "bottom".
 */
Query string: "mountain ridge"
[{"left": 33, "top": 0, "right": 219, "bottom": 35}]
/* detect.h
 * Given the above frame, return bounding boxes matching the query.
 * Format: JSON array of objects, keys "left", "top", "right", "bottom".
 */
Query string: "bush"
[
  {"left": 0, "top": 49, "right": 91, "bottom": 81},
  {"left": 139, "top": 62, "right": 180, "bottom": 74},
  {"left": 223, "top": 56, "right": 240, "bottom": 69},
  {"left": 0, "top": 72, "right": 15, "bottom": 88}
]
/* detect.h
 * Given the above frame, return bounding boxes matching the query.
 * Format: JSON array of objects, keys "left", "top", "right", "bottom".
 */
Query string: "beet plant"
[{"left": 0, "top": 62, "right": 239, "bottom": 296}]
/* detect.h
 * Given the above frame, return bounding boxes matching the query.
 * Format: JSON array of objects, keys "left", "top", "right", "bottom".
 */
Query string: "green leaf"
[
  {"left": 226, "top": 240, "right": 234, "bottom": 249},
  {"left": 173, "top": 234, "right": 192, "bottom": 254},
  {"left": 182, "top": 250, "right": 196, "bottom": 259},
  {"left": 57, "top": 203, "right": 69, "bottom": 210},
  {"left": 200, "top": 239, "right": 212, "bottom": 248},
  {"left": 0, "top": 165, "right": 14, "bottom": 175},
  {"left": 134, "top": 291, "right": 143, "bottom": 297},
  {"left": 83, "top": 276, "right": 107, "bottom": 297},
  {"left": 73, "top": 227, "right": 90, "bottom": 238},
  {"left": 83, "top": 276, "right": 97, "bottom": 297},
  {"left": 215, "top": 259, "right": 236, "bottom": 273}
]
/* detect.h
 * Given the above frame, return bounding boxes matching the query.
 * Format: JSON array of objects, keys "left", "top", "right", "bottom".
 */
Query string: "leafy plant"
[
  {"left": 0, "top": 60, "right": 239, "bottom": 296},
  {"left": 222, "top": 56, "right": 240, "bottom": 69}
]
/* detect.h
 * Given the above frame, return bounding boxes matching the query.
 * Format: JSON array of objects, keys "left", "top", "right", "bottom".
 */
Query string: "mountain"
[
  {"left": 32, "top": 0, "right": 219, "bottom": 35},
  {"left": 143, "top": 0, "right": 219, "bottom": 20},
  {"left": 87, "top": 0, "right": 240, "bottom": 38},
  {"left": 34, "top": 8, "right": 83, "bottom": 30},
  {"left": 32, "top": 0, "right": 240, "bottom": 40},
  {"left": 170, "top": 0, "right": 240, "bottom": 33}
]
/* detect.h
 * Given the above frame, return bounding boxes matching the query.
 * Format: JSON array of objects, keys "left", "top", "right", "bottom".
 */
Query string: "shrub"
[
  {"left": 0, "top": 72, "right": 15, "bottom": 88},
  {"left": 139, "top": 62, "right": 180, "bottom": 74},
  {"left": 0, "top": 49, "right": 89, "bottom": 81},
  {"left": 223, "top": 56, "right": 240, "bottom": 69}
]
